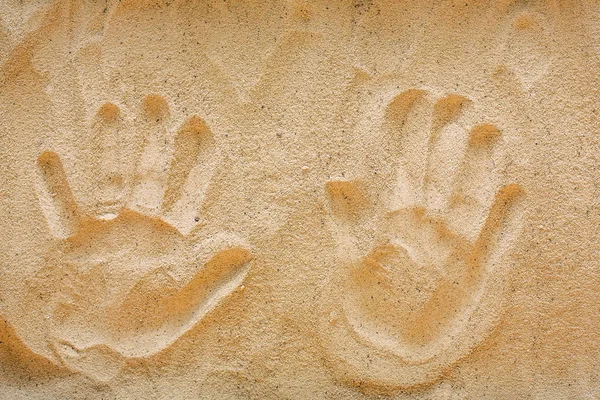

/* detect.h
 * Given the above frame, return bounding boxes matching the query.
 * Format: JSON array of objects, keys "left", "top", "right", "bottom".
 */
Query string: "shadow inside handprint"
[{"left": 345, "top": 185, "right": 522, "bottom": 354}]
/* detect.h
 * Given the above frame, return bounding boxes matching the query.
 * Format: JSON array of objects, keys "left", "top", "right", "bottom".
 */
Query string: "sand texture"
[{"left": 1, "top": 0, "right": 599, "bottom": 398}]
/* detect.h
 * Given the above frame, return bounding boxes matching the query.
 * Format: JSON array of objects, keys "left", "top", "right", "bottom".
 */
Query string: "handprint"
[
  {"left": 321, "top": 87, "right": 524, "bottom": 390},
  {"left": 28, "top": 95, "right": 252, "bottom": 381}
]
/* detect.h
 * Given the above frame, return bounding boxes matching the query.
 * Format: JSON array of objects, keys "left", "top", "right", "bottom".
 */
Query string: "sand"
[{"left": 0, "top": 0, "right": 599, "bottom": 398}]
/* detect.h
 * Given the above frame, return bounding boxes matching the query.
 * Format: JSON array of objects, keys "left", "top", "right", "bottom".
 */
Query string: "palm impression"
[
  {"left": 30, "top": 95, "right": 252, "bottom": 381},
  {"left": 321, "top": 87, "right": 525, "bottom": 390}
]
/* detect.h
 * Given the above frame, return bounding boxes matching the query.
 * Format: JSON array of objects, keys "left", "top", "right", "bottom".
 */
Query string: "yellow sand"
[{"left": 1, "top": 0, "right": 599, "bottom": 398}]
